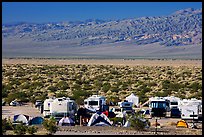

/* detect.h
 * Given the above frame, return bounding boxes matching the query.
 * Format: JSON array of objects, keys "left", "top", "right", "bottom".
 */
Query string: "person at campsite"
[
  {"left": 122, "top": 111, "right": 127, "bottom": 125},
  {"left": 102, "top": 110, "right": 109, "bottom": 117}
]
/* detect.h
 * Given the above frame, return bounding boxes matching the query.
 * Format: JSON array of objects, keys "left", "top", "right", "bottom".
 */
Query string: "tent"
[
  {"left": 176, "top": 120, "right": 188, "bottom": 128},
  {"left": 87, "top": 111, "right": 112, "bottom": 126},
  {"left": 13, "top": 114, "right": 29, "bottom": 124},
  {"left": 125, "top": 93, "right": 139, "bottom": 107},
  {"left": 29, "top": 116, "right": 44, "bottom": 125},
  {"left": 58, "top": 117, "right": 75, "bottom": 126}
]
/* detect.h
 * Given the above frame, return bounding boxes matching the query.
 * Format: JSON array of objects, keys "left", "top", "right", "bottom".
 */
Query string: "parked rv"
[
  {"left": 149, "top": 97, "right": 170, "bottom": 117},
  {"left": 50, "top": 97, "right": 78, "bottom": 121},
  {"left": 118, "top": 100, "right": 134, "bottom": 114},
  {"left": 164, "top": 96, "right": 181, "bottom": 109},
  {"left": 84, "top": 95, "right": 107, "bottom": 112},
  {"left": 43, "top": 97, "right": 55, "bottom": 117},
  {"left": 179, "top": 98, "right": 202, "bottom": 120}
]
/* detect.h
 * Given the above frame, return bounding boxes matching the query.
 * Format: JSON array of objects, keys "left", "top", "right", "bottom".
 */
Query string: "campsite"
[
  {"left": 2, "top": 59, "right": 202, "bottom": 135},
  {"left": 2, "top": 96, "right": 202, "bottom": 135}
]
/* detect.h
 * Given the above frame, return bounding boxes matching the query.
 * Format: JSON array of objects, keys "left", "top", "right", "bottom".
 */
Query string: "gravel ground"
[
  {"left": 54, "top": 125, "right": 202, "bottom": 135},
  {"left": 2, "top": 103, "right": 202, "bottom": 135},
  {"left": 2, "top": 103, "right": 43, "bottom": 120}
]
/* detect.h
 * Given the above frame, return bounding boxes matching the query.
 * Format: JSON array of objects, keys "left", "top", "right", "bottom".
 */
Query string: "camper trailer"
[
  {"left": 149, "top": 97, "right": 170, "bottom": 117},
  {"left": 118, "top": 101, "right": 134, "bottom": 114},
  {"left": 43, "top": 97, "right": 55, "bottom": 117},
  {"left": 164, "top": 96, "right": 181, "bottom": 118},
  {"left": 84, "top": 95, "right": 106, "bottom": 112},
  {"left": 179, "top": 98, "right": 202, "bottom": 120},
  {"left": 49, "top": 97, "right": 78, "bottom": 121},
  {"left": 164, "top": 96, "right": 181, "bottom": 109}
]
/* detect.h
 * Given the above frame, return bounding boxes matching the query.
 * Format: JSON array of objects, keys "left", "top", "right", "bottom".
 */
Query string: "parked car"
[{"left": 9, "top": 100, "right": 20, "bottom": 106}]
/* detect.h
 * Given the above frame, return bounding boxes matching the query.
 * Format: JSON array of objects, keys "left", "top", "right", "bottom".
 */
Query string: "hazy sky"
[{"left": 2, "top": 2, "right": 202, "bottom": 24}]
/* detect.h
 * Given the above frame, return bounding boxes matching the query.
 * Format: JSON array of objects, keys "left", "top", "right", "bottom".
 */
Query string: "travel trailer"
[
  {"left": 110, "top": 100, "right": 134, "bottom": 118},
  {"left": 118, "top": 100, "right": 134, "bottom": 114},
  {"left": 43, "top": 97, "right": 55, "bottom": 117},
  {"left": 84, "top": 95, "right": 106, "bottom": 112},
  {"left": 164, "top": 96, "right": 181, "bottom": 117},
  {"left": 179, "top": 98, "right": 202, "bottom": 120},
  {"left": 164, "top": 96, "right": 181, "bottom": 109},
  {"left": 149, "top": 97, "right": 170, "bottom": 117},
  {"left": 49, "top": 97, "right": 78, "bottom": 121}
]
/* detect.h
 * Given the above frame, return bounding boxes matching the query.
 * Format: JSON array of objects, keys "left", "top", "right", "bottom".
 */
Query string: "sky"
[{"left": 2, "top": 2, "right": 202, "bottom": 24}]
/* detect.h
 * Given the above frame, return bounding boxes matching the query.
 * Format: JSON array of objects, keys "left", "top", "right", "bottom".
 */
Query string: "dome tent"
[
  {"left": 29, "top": 116, "right": 44, "bottom": 125},
  {"left": 58, "top": 117, "right": 75, "bottom": 126},
  {"left": 125, "top": 93, "right": 139, "bottom": 107},
  {"left": 13, "top": 114, "right": 29, "bottom": 125},
  {"left": 87, "top": 111, "right": 112, "bottom": 126}
]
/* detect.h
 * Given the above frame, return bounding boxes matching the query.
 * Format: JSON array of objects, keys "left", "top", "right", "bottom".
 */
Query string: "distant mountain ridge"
[{"left": 2, "top": 8, "right": 202, "bottom": 59}]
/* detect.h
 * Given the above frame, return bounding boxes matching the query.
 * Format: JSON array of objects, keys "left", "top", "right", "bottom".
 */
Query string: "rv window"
[
  {"left": 150, "top": 101, "right": 166, "bottom": 108},
  {"left": 124, "top": 104, "right": 131, "bottom": 107},
  {"left": 89, "top": 101, "right": 98, "bottom": 105},
  {"left": 171, "top": 102, "right": 178, "bottom": 105}
]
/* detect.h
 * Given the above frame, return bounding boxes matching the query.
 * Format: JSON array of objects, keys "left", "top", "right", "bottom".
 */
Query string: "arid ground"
[
  {"left": 2, "top": 103, "right": 202, "bottom": 135},
  {"left": 2, "top": 58, "right": 202, "bottom": 67}
]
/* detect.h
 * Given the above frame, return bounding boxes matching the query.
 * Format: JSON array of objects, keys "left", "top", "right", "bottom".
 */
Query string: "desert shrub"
[
  {"left": 47, "top": 86, "right": 58, "bottom": 92},
  {"left": 109, "top": 117, "right": 123, "bottom": 125},
  {"left": 13, "top": 123, "right": 27, "bottom": 135},
  {"left": 72, "top": 89, "right": 91, "bottom": 105},
  {"left": 42, "top": 117, "right": 58, "bottom": 135},
  {"left": 26, "top": 126, "right": 38, "bottom": 135},
  {"left": 2, "top": 118, "right": 13, "bottom": 135},
  {"left": 127, "top": 112, "right": 149, "bottom": 131}
]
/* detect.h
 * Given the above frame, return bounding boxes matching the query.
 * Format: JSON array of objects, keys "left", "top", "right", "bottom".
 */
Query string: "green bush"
[
  {"left": 127, "top": 112, "right": 149, "bottom": 131},
  {"left": 42, "top": 117, "right": 58, "bottom": 135},
  {"left": 109, "top": 117, "right": 123, "bottom": 125},
  {"left": 27, "top": 126, "right": 38, "bottom": 135},
  {"left": 13, "top": 123, "right": 27, "bottom": 135}
]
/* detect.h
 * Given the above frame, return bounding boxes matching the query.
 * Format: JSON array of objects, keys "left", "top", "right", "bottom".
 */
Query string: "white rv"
[
  {"left": 164, "top": 96, "right": 181, "bottom": 109},
  {"left": 118, "top": 101, "right": 134, "bottom": 114},
  {"left": 43, "top": 97, "right": 55, "bottom": 117},
  {"left": 179, "top": 98, "right": 202, "bottom": 120},
  {"left": 50, "top": 97, "right": 77, "bottom": 120},
  {"left": 149, "top": 97, "right": 170, "bottom": 117},
  {"left": 84, "top": 95, "right": 106, "bottom": 112}
]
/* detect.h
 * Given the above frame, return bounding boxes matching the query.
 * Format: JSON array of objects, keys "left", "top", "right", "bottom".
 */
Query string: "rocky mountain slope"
[{"left": 2, "top": 8, "right": 202, "bottom": 59}]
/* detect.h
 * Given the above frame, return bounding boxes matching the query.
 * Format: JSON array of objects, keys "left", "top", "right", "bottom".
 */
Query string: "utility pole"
[{"left": 155, "top": 118, "right": 158, "bottom": 135}]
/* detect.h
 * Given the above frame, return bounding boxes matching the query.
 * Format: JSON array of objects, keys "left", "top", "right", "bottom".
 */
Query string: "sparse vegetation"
[
  {"left": 2, "top": 63, "right": 202, "bottom": 105},
  {"left": 13, "top": 123, "right": 27, "bottom": 135},
  {"left": 42, "top": 117, "right": 58, "bottom": 135}
]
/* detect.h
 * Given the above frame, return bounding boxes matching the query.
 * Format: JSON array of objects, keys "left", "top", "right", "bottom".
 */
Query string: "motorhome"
[
  {"left": 50, "top": 97, "right": 78, "bottom": 121},
  {"left": 84, "top": 95, "right": 106, "bottom": 112},
  {"left": 179, "top": 98, "right": 202, "bottom": 120},
  {"left": 149, "top": 97, "right": 170, "bottom": 117}
]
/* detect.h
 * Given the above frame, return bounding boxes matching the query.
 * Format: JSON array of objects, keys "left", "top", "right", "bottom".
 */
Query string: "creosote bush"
[{"left": 42, "top": 117, "right": 58, "bottom": 135}]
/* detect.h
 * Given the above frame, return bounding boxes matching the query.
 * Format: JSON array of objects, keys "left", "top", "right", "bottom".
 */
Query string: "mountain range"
[{"left": 2, "top": 8, "right": 202, "bottom": 59}]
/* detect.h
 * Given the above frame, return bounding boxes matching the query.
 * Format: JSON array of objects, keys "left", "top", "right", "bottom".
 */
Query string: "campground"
[{"left": 2, "top": 102, "right": 202, "bottom": 135}]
